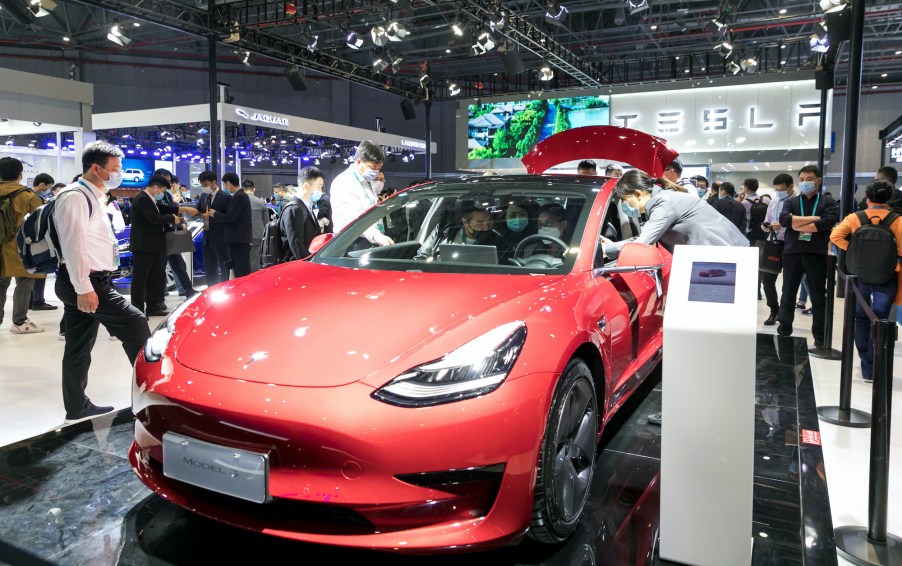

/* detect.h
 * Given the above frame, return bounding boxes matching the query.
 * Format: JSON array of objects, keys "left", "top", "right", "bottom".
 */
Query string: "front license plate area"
[{"left": 163, "top": 432, "right": 269, "bottom": 504}]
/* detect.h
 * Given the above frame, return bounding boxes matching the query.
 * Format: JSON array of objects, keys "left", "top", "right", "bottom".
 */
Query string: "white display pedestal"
[{"left": 660, "top": 244, "right": 758, "bottom": 566}]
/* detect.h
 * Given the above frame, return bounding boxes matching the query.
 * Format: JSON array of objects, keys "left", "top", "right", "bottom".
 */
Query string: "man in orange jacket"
[{"left": 830, "top": 179, "right": 902, "bottom": 383}]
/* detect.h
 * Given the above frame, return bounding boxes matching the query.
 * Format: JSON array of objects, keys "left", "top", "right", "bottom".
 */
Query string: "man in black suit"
[
  {"left": 281, "top": 167, "right": 325, "bottom": 261},
  {"left": 149, "top": 169, "right": 198, "bottom": 310},
  {"left": 711, "top": 182, "right": 748, "bottom": 233},
  {"left": 129, "top": 175, "right": 180, "bottom": 315},
  {"left": 205, "top": 172, "right": 252, "bottom": 278},
  {"left": 197, "top": 170, "right": 231, "bottom": 285}
]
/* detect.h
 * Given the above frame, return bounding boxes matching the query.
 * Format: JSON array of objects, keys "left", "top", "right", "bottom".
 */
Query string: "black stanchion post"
[
  {"left": 834, "top": 319, "right": 902, "bottom": 564},
  {"left": 811, "top": 255, "right": 842, "bottom": 359},
  {"left": 817, "top": 274, "right": 871, "bottom": 427}
]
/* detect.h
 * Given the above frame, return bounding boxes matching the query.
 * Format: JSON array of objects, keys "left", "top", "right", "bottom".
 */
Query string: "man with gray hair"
[
  {"left": 330, "top": 140, "right": 393, "bottom": 248},
  {"left": 54, "top": 141, "right": 152, "bottom": 423}
]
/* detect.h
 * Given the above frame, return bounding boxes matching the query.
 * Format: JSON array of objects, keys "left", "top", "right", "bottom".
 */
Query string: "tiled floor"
[{"left": 2, "top": 275, "right": 901, "bottom": 565}]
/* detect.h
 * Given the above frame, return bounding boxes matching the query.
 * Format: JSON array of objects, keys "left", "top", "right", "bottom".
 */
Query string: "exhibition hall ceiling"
[{"left": 0, "top": 0, "right": 900, "bottom": 99}]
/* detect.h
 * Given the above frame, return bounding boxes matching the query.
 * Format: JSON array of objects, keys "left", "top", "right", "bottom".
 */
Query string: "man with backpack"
[
  {"left": 742, "top": 178, "right": 770, "bottom": 242},
  {"left": 830, "top": 180, "right": 902, "bottom": 383},
  {"left": 0, "top": 157, "right": 46, "bottom": 334}
]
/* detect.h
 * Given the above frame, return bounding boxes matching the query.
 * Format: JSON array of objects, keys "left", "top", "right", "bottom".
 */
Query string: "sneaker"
[
  {"left": 863, "top": 375, "right": 874, "bottom": 383},
  {"left": 30, "top": 303, "right": 58, "bottom": 311},
  {"left": 801, "top": 308, "right": 813, "bottom": 315},
  {"left": 64, "top": 403, "right": 115, "bottom": 424},
  {"left": 10, "top": 320, "right": 45, "bottom": 334}
]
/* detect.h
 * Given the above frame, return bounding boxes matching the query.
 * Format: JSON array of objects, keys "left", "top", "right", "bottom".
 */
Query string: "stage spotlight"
[
  {"left": 240, "top": 50, "right": 251, "bottom": 66},
  {"left": 471, "top": 31, "right": 496, "bottom": 55},
  {"left": 706, "top": 18, "right": 725, "bottom": 33},
  {"left": 0, "top": 0, "right": 36, "bottom": 25},
  {"left": 727, "top": 61, "right": 741, "bottom": 74},
  {"left": 545, "top": 2, "right": 568, "bottom": 26},
  {"left": 539, "top": 63, "right": 554, "bottom": 81},
  {"left": 451, "top": 20, "right": 466, "bottom": 36},
  {"left": 740, "top": 57, "right": 758, "bottom": 73},
  {"left": 371, "top": 25, "right": 388, "bottom": 46},
  {"left": 107, "top": 22, "right": 132, "bottom": 46},
  {"left": 819, "top": 0, "right": 845, "bottom": 13},
  {"left": 627, "top": 0, "right": 648, "bottom": 16},
  {"left": 346, "top": 30, "right": 364, "bottom": 49},
  {"left": 28, "top": 0, "right": 56, "bottom": 17},
  {"left": 301, "top": 32, "right": 318, "bottom": 52},
  {"left": 373, "top": 56, "right": 390, "bottom": 73},
  {"left": 448, "top": 82, "right": 461, "bottom": 96},
  {"left": 715, "top": 40, "right": 732, "bottom": 57},
  {"left": 387, "top": 21, "right": 408, "bottom": 41},
  {"left": 489, "top": 9, "right": 506, "bottom": 30},
  {"left": 809, "top": 34, "right": 829, "bottom": 53},
  {"left": 390, "top": 54, "right": 404, "bottom": 73}
]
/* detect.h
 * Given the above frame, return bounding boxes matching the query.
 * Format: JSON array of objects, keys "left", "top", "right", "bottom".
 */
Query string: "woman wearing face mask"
[
  {"left": 520, "top": 204, "right": 570, "bottom": 259},
  {"left": 601, "top": 168, "right": 749, "bottom": 258},
  {"left": 414, "top": 205, "right": 504, "bottom": 261},
  {"left": 498, "top": 198, "right": 538, "bottom": 255}
]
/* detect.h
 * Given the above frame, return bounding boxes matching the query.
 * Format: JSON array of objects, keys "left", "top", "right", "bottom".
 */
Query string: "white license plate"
[{"left": 162, "top": 432, "right": 269, "bottom": 504}]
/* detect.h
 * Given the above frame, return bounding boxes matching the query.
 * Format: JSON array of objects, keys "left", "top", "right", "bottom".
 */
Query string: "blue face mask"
[
  {"left": 799, "top": 181, "right": 818, "bottom": 195},
  {"left": 154, "top": 191, "right": 165, "bottom": 201},
  {"left": 620, "top": 200, "right": 641, "bottom": 219},
  {"left": 311, "top": 190, "right": 323, "bottom": 202},
  {"left": 697, "top": 188, "right": 706, "bottom": 198},
  {"left": 506, "top": 217, "right": 528, "bottom": 233},
  {"left": 776, "top": 190, "right": 790, "bottom": 201}
]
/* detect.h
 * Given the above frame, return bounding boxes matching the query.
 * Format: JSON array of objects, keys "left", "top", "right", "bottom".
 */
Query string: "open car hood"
[
  {"left": 521, "top": 125, "right": 678, "bottom": 177},
  {"left": 175, "top": 262, "right": 551, "bottom": 387}
]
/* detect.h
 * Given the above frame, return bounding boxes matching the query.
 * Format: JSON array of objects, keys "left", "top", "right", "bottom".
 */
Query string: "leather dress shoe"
[
  {"left": 764, "top": 312, "right": 778, "bottom": 326},
  {"left": 147, "top": 309, "right": 170, "bottom": 317},
  {"left": 30, "top": 303, "right": 58, "bottom": 311}
]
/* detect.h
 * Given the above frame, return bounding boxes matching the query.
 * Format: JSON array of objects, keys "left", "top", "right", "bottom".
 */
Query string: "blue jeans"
[{"left": 854, "top": 279, "right": 897, "bottom": 379}]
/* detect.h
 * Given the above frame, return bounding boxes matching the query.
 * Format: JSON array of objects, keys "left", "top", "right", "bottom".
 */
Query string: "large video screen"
[
  {"left": 119, "top": 157, "right": 156, "bottom": 188},
  {"left": 466, "top": 95, "right": 610, "bottom": 163}
]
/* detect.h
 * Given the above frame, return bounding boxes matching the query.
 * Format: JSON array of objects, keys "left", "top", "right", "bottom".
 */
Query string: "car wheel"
[{"left": 529, "top": 358, "right": 598, "bottom": 544}]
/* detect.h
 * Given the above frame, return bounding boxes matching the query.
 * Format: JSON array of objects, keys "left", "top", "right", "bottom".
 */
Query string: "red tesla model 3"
[{"left": 129, "top": 127, "right": 676, "bottom": 552}]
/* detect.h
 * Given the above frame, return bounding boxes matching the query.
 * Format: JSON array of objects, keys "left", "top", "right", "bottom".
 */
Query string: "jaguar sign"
[{"left": 235, "top": 108, "right": 290, "bottom": 127}]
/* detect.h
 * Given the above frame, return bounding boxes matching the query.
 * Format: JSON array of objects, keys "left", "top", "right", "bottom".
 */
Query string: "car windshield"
[{"left": 312, "top": 179, "right": 597, "bottom": 275}]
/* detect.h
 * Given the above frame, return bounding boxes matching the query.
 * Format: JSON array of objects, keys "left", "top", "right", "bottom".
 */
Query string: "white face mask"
[
  {"left": 97, "top": 167, "right": 122, "bottom": 190},
  {"left": 538, "top": 226, "right": 561, "bottom": 239},
  {"left": 371, "top": 180, "right": 385, "bottom": 193},
  {"left": 202, "top": 186, "right": 213, "bottom": 194}
]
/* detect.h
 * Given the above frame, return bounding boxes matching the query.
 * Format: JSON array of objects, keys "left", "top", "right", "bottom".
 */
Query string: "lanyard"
[
  {"left": 352, "top": 169, "right": 376, "bottom": 205},
  {"left": 799, "top": 193, "right": 819, "bottom": 217},
  {"left": 77, "top": 180, "right": 118, "bottom": 265}
]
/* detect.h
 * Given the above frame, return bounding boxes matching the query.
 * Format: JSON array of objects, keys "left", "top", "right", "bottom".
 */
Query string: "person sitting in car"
[
  {"left": 518, "top": 203, "right": 570, "bottom": 260},
  {"left": 414, "top": 205, "right": 503, "bottom": 261},
  {"left": 498, "top": 197, "right": 538, "bottom": 251}
]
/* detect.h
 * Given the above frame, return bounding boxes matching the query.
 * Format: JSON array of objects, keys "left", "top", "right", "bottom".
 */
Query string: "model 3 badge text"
[{"left": 183, "top": 457, "right": 229, "bottom": 475}]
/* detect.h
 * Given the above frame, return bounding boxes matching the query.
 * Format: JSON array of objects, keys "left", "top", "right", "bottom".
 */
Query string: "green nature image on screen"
[{"left": 467, "top": 96, "right": 610, "bottom": 160}]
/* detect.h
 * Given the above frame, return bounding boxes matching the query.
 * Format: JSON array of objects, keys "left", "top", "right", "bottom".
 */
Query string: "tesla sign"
[
  {"left": 890, "top": 147, "right": 902, "bottom": 164},
  {"left": 235, "top": 108, "right": 290, "bottom": 127},
  {"left": 610, "top": 80, "right": 829, "bottom": 153}
]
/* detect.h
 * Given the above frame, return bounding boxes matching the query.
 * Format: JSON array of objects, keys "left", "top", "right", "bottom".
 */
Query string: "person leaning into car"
[
  {"left": 129, "top": 175, "right": 181, "bottom": 316},
  {"left": 203, "top": 172, "right": 253, "bottom": 278},
  {"left": 600, "top": 169, "right": 749, "bottom": 258}
]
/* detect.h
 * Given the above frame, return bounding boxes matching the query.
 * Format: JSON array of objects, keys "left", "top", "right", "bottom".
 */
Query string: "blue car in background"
[{"left": 113, "top": 220, "right": 206, "bottom": 290}]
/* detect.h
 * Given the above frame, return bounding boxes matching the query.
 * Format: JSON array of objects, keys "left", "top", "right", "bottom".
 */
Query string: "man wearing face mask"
[
  {"left": 32, "top": 173, "right": 55, "bottom": 203},
  {"left": 414, "top": 206, "right": 503, "bottom": 260},
  {"left": 776, "top": 166, "right": 839, "bottom": 346},
  {"left": 280, "top": 167, "right": 325, "bottom": 261},
  {"left": 204, "top": 172, "right": 252, "bottom": 278},
  {"left": 54, "top": 142, "right": 153, "bottom": 422},
  {"left": 242, "top": 180, "right": 272, "bottom": 272},
  {"left": 759, "top": 174, "right": 794, "bottom": 326},
  {"left": 28, "top": 173, "right": 59, "bottom": 311},
  {"left": 331, "top": 141, "right": 393, "bottom": 248},
  {"left": 197, "top": 171, "right": 231, "bottom": 285},
  {"left": 129, "top": 176, "right": 181, "bottom": 315},
  {"left": 312, "top": 181, "right": 332, "bottom": 234}
]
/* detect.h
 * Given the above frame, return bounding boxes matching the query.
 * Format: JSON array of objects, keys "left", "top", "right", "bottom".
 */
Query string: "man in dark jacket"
[
  {"left": 197, "top": 171, "right": 231, "bottom": 285},
  {"left": 129, "top": 176, "right": 180, "bottom": 315},
  {"left": 151, "top": 169, "right": 198, "bottom": 308},
  {"left": 205, "top": 172, "right": 252, "bottom": 278},
  {"left": 281, "top": 167, "right": 324, "bottom": 261},
  {"left": 711, "top": 182, "right": 747, "bottom": 233},
  {"left": 777, "top": 166, "right": 840, "bottom": 347}
]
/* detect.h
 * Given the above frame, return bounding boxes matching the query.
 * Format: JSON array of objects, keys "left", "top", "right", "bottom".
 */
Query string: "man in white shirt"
[
  {"left": 330, "top": 140, "right": 393, "bottom": 249},
  {"left": 663, "top": 159, "right": 699, "bottom": 198},
  {"left": 54, "top": 141, "right": 152, "bottom": 423}
]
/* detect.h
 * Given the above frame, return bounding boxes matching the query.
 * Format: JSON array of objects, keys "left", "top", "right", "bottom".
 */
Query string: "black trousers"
[
  {"left": 168, "top": 252, "right": 194, "bottom": 295},
  {"left": 202, "top": 237, "right": 229, "bottom": 286},
  {"left": 55, "top": 266, "right": 150, "bottom": 416},
  {"left": 149, "top": 246, "right": 168, "bottom": 311},
  {"left": 131, "top": 250, "right": 164, "bottom": 314},
  {"left": 777, "top": 253, "right": 828, "bottom": 342},
  {"left": 228, "top": 243, "right": 252, "bottom": 278},
  {"left": 31, "top": 276, "right": 47, "bottom": 306},
  {"left": 760, "top": 270, "right": 780, "bottom": 313}
]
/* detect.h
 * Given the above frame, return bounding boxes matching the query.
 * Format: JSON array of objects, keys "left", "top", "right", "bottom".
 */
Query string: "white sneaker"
[{"left": 10, "top": 320, "right": 45, "bottom": 334}]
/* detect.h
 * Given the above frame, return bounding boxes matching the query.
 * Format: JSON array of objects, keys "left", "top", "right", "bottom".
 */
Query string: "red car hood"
[{"left": 175, "top": 262, "right": 555, "bottom": 387}]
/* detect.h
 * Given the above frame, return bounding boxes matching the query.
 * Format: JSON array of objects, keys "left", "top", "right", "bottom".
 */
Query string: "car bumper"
[{"left": 130, "top": 357, "right": 555, "bottom": 552}]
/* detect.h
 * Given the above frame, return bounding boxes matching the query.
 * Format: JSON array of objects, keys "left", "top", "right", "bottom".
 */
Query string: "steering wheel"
[{"left": 512, "top": 233, "right": 569, "bottom": 260}]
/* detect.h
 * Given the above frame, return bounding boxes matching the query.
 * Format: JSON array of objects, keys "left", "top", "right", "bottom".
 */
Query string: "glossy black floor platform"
[{"left": 0, "top": 335, "right": 835, "bottom": 565}]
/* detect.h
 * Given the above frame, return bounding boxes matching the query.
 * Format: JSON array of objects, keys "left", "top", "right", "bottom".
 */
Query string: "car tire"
[{"left": 529, "top": 358, "right": 598, "bottom": 544}]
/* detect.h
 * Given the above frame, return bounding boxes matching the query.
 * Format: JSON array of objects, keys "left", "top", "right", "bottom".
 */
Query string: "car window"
[
  {"left": 313, "top": 181, "right": 593, "bottom": 275},
  {"left": 593, "top": 189, "right": 641, "bottom": 269}
]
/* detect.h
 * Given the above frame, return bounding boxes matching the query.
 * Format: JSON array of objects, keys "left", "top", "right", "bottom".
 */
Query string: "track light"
[
  {"left": 627, "top": 0, "right": 648, "bottom": 16},
  {"left": 539, "top": 63, "right": 554, "bottom": 81},
  {"left": 727, "top": 61, "right": 741, "bottom": 75},
  {"left": 387, "top": 21, "right": 408, "bottom": 41},
  {"left": 448, "top": 82, "right": 461, "bottom": 96},
  {"left": 346, "top": 30, "right": 364, "bottom": 49},
  {"left": 545, "top": 2, "right": 568, "bottom": 25},
  {"left": 739, "top": 57, "right": 758, "bottom": 73},
  {"left": 809, "top": 34, "right": 829, "bottom": 53}
]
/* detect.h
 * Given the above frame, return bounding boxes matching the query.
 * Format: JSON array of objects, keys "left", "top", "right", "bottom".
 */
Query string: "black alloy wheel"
[{"left": 529, "top": 358, "right": 599, "bottom": 543}]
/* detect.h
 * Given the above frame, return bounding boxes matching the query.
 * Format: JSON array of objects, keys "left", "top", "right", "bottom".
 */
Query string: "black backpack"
[
  {"left": 747, "top": 195, "right": 771, "bottom": 241},
  {"left": 260, "top": 202, "right": 295, "bottom": 267},
  {"left": 847, "top": 211, "right": 900, "bottom": 284}
]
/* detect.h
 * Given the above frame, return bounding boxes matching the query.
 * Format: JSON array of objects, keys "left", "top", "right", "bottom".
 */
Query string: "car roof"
[{"left": 406, "top": 175, "right": 612, "bottom": 198}]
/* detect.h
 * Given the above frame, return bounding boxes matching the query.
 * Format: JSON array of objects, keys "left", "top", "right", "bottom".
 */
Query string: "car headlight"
[
  {"left": 143, "top": 293, "right": 202, "bottom": 362},
  {"left": 373, "top": 321, "right": 526, "bottom": 407}
]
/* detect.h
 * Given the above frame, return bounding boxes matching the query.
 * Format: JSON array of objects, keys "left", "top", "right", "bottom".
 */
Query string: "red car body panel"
[
  {"left": 130, "top": 130, "right": 674, "bottom": 553},
  {"left": 521, "top": 125, "right": 679, "bottom": 177}
]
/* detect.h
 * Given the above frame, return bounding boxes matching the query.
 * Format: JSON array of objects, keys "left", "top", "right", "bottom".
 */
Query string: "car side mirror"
[
  {"left": 308, "top": 233, "right": 334, "bottom": 254},
  {"left": 593, "top": 242, "right": 665, "bottom": 296}
]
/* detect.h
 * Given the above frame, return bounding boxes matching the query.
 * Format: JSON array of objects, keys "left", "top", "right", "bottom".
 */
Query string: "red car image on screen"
[
  {"left": 129, "top": 126, "right": 677, "bottom": 552},
  {"left": 699, "top": 269, "right": 727, "bottom": 278}
]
